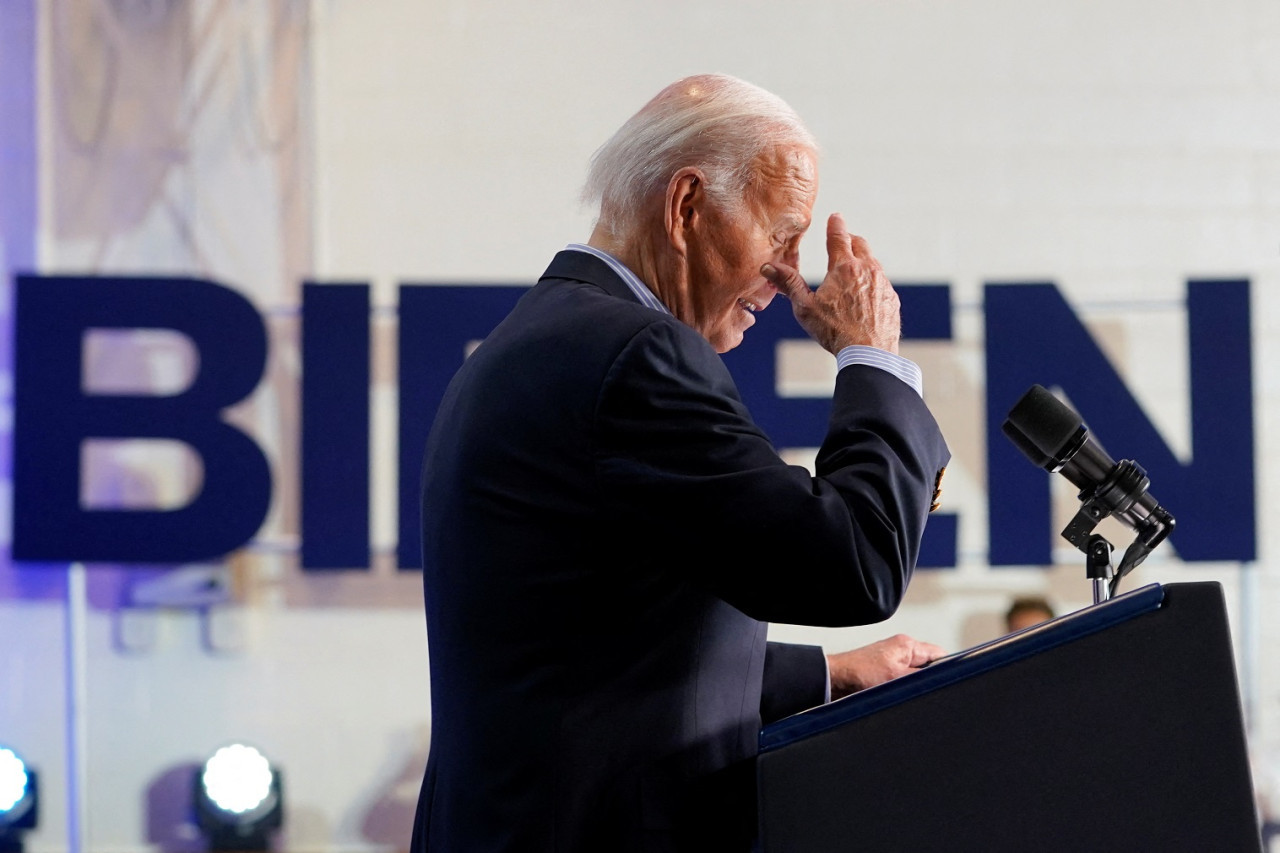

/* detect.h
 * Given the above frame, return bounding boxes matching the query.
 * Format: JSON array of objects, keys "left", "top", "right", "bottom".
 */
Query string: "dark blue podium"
[{"left": 757, "top": 582, "right": 1262, "bottom": 852}]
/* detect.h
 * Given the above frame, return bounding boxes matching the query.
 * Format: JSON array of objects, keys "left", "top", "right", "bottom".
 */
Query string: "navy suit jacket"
[{"left": 412, "top": 250, "right": 950, "bottom": 852}]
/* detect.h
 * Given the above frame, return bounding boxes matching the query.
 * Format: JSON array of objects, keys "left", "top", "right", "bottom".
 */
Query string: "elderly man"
[{"left": 412, "top": 74, "right": 951, "bottom": 852}]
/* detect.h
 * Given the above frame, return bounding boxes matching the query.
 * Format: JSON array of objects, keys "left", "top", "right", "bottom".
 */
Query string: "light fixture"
[
  {"left": 193, "top": 744, "right": 283, "bottom": 851},
  {"left": 0, "top": 746, "right": 38, "bottom": 853}
]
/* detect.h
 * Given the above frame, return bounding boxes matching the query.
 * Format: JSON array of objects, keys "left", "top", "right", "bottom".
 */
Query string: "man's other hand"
[{"left": 825, "top": 634, "right": 945, "bottom": 700}]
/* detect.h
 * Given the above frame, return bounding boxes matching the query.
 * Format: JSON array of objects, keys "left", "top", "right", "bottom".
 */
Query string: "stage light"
[
  {"left": 193, "top": 744, "right": 282, "bottom": 852},
  {"left": 0, "top": 746, "right": 38, "bottom": 853}
]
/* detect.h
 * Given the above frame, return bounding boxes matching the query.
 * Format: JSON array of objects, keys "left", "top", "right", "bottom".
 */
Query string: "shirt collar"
[{"left": 564, "top": 243, "right": 670, "bottom": 315}]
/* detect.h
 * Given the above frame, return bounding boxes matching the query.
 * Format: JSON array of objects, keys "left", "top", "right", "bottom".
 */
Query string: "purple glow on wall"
[{"left": 1, "top": 2, "right": 63, "bottom": 601}]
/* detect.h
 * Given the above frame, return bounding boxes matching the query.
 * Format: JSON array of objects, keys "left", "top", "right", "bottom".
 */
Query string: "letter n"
[{"left": 985, "top": 280, "right": 1254, "bottom": 565}]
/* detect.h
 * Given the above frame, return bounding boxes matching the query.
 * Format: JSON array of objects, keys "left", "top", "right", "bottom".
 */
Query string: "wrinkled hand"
[
  {"left": 826, "top": 634, "right": 945, "bottom": 700},
  {"left": 762, "top": 213, "right": 901, "bottom": 355}
]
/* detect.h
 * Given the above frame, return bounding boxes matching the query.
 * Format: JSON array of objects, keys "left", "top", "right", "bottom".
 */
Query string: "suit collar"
[{"left": 541, "top": 249, "right": 647, "bottom": 306}]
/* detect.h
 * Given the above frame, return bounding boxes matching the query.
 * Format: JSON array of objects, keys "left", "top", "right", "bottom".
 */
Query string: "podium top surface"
[{"left": 760, "top": 582, "right": 1167, "bottom": 752}]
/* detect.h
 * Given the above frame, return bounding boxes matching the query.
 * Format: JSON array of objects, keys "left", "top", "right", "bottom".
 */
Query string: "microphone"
[{"left": 1002, "top": 384, "right": 1175, "bottom": 588}]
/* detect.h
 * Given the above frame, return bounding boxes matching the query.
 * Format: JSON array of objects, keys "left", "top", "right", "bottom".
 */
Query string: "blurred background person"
[{"left": 1004, "top": 595, "right": 1055, "bottom": 633}]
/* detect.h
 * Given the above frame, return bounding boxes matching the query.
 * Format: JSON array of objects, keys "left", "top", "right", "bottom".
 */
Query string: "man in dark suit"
[{"left": 412, "top": 74, "right": 951, "bottom": 852}]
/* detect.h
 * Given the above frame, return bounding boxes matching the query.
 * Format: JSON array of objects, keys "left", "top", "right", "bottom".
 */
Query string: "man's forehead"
[
  {"left": 752, "top": 146, "right": 817, "bottom": 223},
  {"left": 757, "top": 144, "right": 817, "bottom": 180}
]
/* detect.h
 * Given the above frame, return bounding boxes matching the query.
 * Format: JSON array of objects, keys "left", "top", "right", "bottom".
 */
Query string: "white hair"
[{"left": 581, "top": 74, "right": 818, "bottom": 240}]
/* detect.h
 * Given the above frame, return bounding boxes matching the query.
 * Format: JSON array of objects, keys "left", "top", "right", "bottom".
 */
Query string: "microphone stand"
[
  {"left": 1085, "top": 535, "right": 1114, "bottom": 605},
  {"left": 1061, "top": 494, "right": 1117, "bottom": 604},
  {"left": 1059, "top": 474, "right": 1175, "bottom": 604}
]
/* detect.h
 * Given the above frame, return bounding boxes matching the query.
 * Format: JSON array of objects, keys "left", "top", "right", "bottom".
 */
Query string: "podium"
[{"left": 757, "top": 582, "right": 1262, "bottom": 852}]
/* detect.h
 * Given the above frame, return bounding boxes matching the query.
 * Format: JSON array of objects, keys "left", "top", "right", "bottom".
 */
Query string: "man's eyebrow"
[{"left": 778, "top": 214, "right": 810, "bottom": 233}]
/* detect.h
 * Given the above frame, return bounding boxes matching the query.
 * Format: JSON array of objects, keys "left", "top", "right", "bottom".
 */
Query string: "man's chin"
[{"left": 712, "top": 330, "right": 746, "bottom": 354}]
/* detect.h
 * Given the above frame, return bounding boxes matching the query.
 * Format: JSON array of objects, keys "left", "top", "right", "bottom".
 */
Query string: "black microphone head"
[
  {"left": 1000, "top": 420, "right": 1053, "bottom": 468},
  {"left": 1003, "top": 384, "right": 1087, "bottom": 469}
]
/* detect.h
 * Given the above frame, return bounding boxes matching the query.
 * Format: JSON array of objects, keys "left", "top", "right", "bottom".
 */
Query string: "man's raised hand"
[{"left": 762, "top": 213, "right": 902, "bottom": 355}]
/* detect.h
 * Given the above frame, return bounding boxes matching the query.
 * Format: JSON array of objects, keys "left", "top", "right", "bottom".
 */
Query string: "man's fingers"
[
  {"left": 761, "top": 261, "right": 810, "bottom": 305},
  {"left": 878, "top": 634, "right": 946, "bottom": 669},
  {"left": 828, "top": 214, "right": 881, "bottom": 274},
  {"left": 849, "top": 234, "right": 882, "bottom": 270},
  {"left": 826, "top": 212, "right": 852, "bottom": 270},
  {"left": 910, "top": 641, "right": 947, "bottom": 667}
]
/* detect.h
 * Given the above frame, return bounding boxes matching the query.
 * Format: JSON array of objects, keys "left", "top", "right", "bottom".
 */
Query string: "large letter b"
[{"left": 13, "top": 275, "right": 271, "bottom": 563}]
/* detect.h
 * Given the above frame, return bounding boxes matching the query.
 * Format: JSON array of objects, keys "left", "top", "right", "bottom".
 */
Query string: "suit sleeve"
[
  {"left": 760, "top": 642, "right": 828, "bottom": 725},
  {"left": 593, "top": 318, "right": 950, "bottom": 628}
]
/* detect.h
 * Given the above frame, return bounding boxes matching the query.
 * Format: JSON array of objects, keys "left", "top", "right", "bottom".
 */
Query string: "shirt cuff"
[{"left": 835, "top": 345, "right": 923, "bottom": 397}]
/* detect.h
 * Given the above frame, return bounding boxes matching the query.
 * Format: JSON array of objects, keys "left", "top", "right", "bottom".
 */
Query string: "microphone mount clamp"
[{"left": 1059, "top": 459, "right": 1175, "bottom": 602}]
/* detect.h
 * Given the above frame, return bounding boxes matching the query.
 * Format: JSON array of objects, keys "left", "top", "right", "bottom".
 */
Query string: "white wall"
[{"left": 2, "top": 0, "right": 1278, "bottom": 850}]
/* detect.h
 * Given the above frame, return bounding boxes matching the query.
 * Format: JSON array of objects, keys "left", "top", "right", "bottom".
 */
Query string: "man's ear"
[{"left": 664, "top": 167, "right": 704, "bottom": 255}]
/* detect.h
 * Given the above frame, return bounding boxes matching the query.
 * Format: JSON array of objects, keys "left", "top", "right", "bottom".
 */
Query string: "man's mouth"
[{"left": 737, "top": 298, "right": 761, "bottom": 314}]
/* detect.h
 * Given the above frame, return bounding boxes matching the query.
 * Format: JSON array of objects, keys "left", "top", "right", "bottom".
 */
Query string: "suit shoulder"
[
  {"left": 503, "top": 277, "right": 700, "bottom": 361},
  {"left": 524, "top": 276, "right": 669, "bottom": 330}
]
